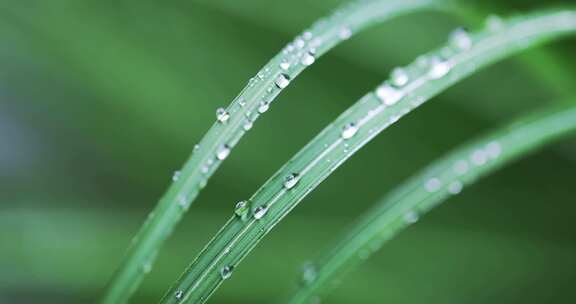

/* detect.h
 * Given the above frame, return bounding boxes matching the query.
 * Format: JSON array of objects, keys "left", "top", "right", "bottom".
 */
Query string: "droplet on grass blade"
[
  {"left": 216, "top": 144, "right": 231, "bottom": 160},
  {"left": 284, "top": 173, "right": 301, "bottom": 189},
  {"left": 216, "top": 108, "right": 230, "bottom": 123},
  {"left": 341, "top": 123, "right": 358, "bottom": 139},
  {"left": 275, "top": 73, "right": 291, "bottom": 89}
]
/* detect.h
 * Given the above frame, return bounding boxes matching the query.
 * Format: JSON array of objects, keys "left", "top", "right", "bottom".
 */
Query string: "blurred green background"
[{"left": 1, "top": 0, "right": 575, "bottom": 303}]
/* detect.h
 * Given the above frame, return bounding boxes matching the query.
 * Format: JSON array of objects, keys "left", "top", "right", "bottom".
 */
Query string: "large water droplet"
[
  {"left": 253, "top": 205, "right": 269, "bottom": 220},
  {"left": 234, "top": 200, "right": 249, "bottom": 219},
  {"left": 425, "top": 177, "right": 442, "bottom": 192},
  {"left": 216, "top": 144, "right": 231, "bottom": 160},
  {"left": 284, "top": 173, "right": 301, "bottom": 189},
  {"left": 275, "top": 73, "right": 291, "bottom": 89},
  {"left": 301, "top": 51, "right": 316, "bottom": 66},
  {"left": 390, "top": 67, "right": 409, "bottom": 87},
  {"left": 216, "top": 107, "right": 230, "bottom": 123},
  {"left": 220, "top": 265, "right": 234, "bottom": 280},
  {"left": 449, "top": 27, "right": 472, "bottom": 51},
  {"left": 258, "top": 101, "right": 270, "bottom": 113},
  {"left": 375, "top": 83, "right": 403, "bottom": 106},
  {"left": 428, "top": 56, "right": 451, "bottom": 79},
  {"left": 341, "top": 123, "right": 358, "bottom": 139},
  {"left": 175, "top": 290, "right": 184, "bottom": 300}
]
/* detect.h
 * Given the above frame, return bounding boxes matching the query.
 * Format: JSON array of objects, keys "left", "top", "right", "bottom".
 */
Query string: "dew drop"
[
  {"left": 243, "top": 120, "right": 253, "bottom": 131},
  {"left": 428, "top": 56, "right": 451, "bottom": 79},
  {"left": 448, "top": 181, "right": 463, "bottom": 194},
  {"left": 175, "top": 290, "right": 184, "bottom": 300},
  {"left": 220, "top": 265, "right": 234, "bottom": 280},
  {"left": 234, "top": 200, "right": 249, "bottom": 219},
  {"left": 295, "top": 38, "right": 306, "bottom": 49},
  {"left": 253, "top": 205, "right": 269, "bottom": 220},
  {"left": 339, "top": 27, "right": 352, "bottom": 40},
  {"left": 283, "top": 173, "right": 301, "bottom": 189},
  {"left": 238, "top": 98, "right": 246, "bottom": 107},
  {"left": 404, "top": 211, "right": 419, "bottom": 224},
  {"left": 216, "top": 144, "right": 231, "bottom": 160},
  {"left": 258, "top": 101, "right": 270, "bottom": 113},
  {"left": 216, "top": 107, "right": 230, "bottom": 123},
  {"left": 449, "top": 27, "right": 472, "bottom": 51},
  {"left": 486, "top": 15, "right": 504, "bottom": 32},
  {"left": 390, "top": 67, "right": 409, "bottom": 87},
  {"left": 375, "top": 83, "right": 403, "bottom": 106},
  {"left": 303, "top": 31, "right": 313, "bottom": 40},
  {"left": 280, "top": 61, "right": 291, "bottom": 71},
  {"left": 172, "top": 170, "right": 181, "bottom": 182},
  {"left": 177, "top": 194, "right": 189, "bottom": 209},
  {"left": 142, "top": 261, "right": 152, "bottom": 274},
  {"left": 302, "top": 263, "right": 317, "bottom": 284},
  {"left": 471, "top": 149, "right": 487, "bottom": 166},
  {"left": 341, "top": 122, "right": 358, "bottom": 139},
  {"left": 454, "top": 160, "right": 469, "bottom": 175},
  {"left": 275, "top": 73, "right": 291, "bottom": 89},
  {"left": 301, "top": 51, "right": 316, "bottom": 66},
  {"left": 194, "top": 144, "right": 200, "bottom": 151},
  {"left": 425, "top": 177, "right": 442, "bottom": 192},
  {"left": 485, "top": 141, "right": 502, "bottom": 159}
]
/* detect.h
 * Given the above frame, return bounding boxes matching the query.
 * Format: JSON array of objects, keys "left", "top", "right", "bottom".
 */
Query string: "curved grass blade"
[
  {"left": 286, "top": 103, "right": 576, "bottom": 303},
  {"left": 100, "top": 1, "right": 448, "bottom": 303},
  {"left": 159, "top": 9, "right": 576, "bottom": 304}
]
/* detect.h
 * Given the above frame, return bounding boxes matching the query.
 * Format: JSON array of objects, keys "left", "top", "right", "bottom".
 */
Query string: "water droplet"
[
  {"left": 301, "top": 51, "right": 316, "bottom": 66},
  {"left": 220, "top": 265, "right": 234, "bottom": 280},
  {"left": 234, "top": 200, "right": 249, "bottom": 219},
  {"left": 471, "top": 149, "right": 487, "bottom": 166},
  {"left": 425, "top": 177, "right": 442, "bottom": 192},
  {"left": 341, "top": 123, "right": 358, "bottom": 139},
  {"left": 339, "top": 27, "right": 352, "bottom": 40},
  {"left": 404, "top": 211, "right": 419, "bottom": 224},
  {"left": 428, "top": 56, "right": 451, "bottom": 79},
  {"left": 302, "top": 263, "right": 317, "bottom": 284},
  {"left": 375, "top": 83, "right": 403, "bottom": 106},
  {"left": 216, "top": 144, "right": 231, "bottom": 160},
  {"left": 448, "top": 181, "right": 463, "bottom": 194},
  {"left": 390, "top": 68, "right": 409, "bottom": 87},
  {"left": 280, "top": 61, "right": 291, "bottom": 71},
  {"left": 486, "top": 15, "right": 504, "bottom": 32},
  {"left": 449, "top": 27, "right": 472, "bottom": 51},
  {"left": 303, "top": 31, "right": 313, "bottom": 40},
  {"left": 454, "top": 160, "right": 469, "bottom": 175},
  {"left": 485, "top": 141, "right": 501, "bottom": 159},
  {"left": 175, "top": 290, "right": 184, "bottom": 300},
  {"left": 253, "top": 205, "right": 269, "bottom": 220},
  {"left": 243, "top": 120, "right": 253, "bottom": 131},
  {"left": 258, "top": 101, "right": 270, "bottom": 113},
  {"left": 283, "top": 173, "right": 301, "bottom": 189},
  {"left": 194, "top": 144, "right": 200, "bottom": 151},
  {"left": 172, "top": 170, "right": 181, "bottom": 181},
  {"left": 238, "top": 98, "right": 246, "bottom": 107},
  {"left": 142, "top": 261, "right": 152, "bottom": 273},
  {"left": 275, "top": 73, "right": 291, "bottom": 89},
  {"left": 216, "top": 107, "right": 230, "bottom": 123},
  {"left": 295, "top": 38, "right": 305, "bottom": 49},
  {"left": 177, "top": 194, "right": 189, "bottom": 209}
]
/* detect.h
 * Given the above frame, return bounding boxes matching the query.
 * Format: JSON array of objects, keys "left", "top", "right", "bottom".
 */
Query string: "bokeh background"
[{"left": 1, "top": 0, "right": 576, "bottom": 303}]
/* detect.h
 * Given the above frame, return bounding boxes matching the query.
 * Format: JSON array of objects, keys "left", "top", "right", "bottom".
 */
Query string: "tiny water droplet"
[
  {"left": 142, "top": 261, "right": 152, "bottom": 273},
  {"left": 220, "top": 265, "right": 234, "bottom": 280},
  {"left": 428, "top": 56, "right": 451, "bottom": 79},
  {"left": 194, "top": 144, "right": 200, "bottom": 151},
  {"left": 243, "top": 120, "right": 253, "bottom": 131},
  {"left": 471, "top": 149, "right": 487, "bottom": 166},
  {"left": 238, "top": 98, "right": 246, "bottom": 107},
  {"left": 486, "top": 15, "right": 504, "bottom": 32},
  {"left": 216, "top": 107, "right": 230, "bottom": 123},
  {"left": 302, "top": 263, "right": 317, "bottom": 284},
  {"left": 295, "top": 38, "right": 305, "bottom": 49},
  {"left": 375, "top": 83, "right": 403, "bottom": 106},
  {"left": 339, "top": 27, "right": 352, "bottom": 40},
  {"left": 303, "top": 31, "right": 313, "bottom": 40},
  {"left": 341, "top": 123, "right": 358, "bottom": 139},
  {"left": 175, "top": 290, "right": 184, "bottom": 300},
  {"left": 449, "top": 27, "right": 472, "bottom": 51},
  {"left": 216, "top": 144, "right": 231, "bottom": 160},
  {"left": 301, "top": 51, "right": 316, "bottom": 66},
  {"left": 390, "top": 67, "right": 409, "bottom": 87},
  {"left": 454, "top": 160, "right": 469, "bottom": 175},
  {"left": 283, "top": 173, "right": 301, "bottom": 189},
  {"left": 448, "top": 181, "right": 463, "bottom": 194},
  {"left": 258, "top": 101, "right": 270, "bottom": 113},
  {"left": 404, "top": 211, "right": 419, "bottom": 224},
  {"left": 280, "top": 61, "right": 291, "bottom": 71},
  {"left": 485, "top": 141, "right": 501, "bottom": 159},
  {"left": 253, "top": 205, "right": 269, "bottom": 220},
  {"left": 425, "top": 177, "right": 442, "bottom": 192},
  {"left": 234, "top": 200, "right": 249, "bottom": 219},
  {"left": 172, "top": 170, "right": 181, "bottom": 181},
  {"left": 275, "top": 73, "right": 291, "bottom": 89}
]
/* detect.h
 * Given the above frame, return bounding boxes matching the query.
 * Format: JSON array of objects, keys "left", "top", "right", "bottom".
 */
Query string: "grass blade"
[
  {"left": 159, "top": 9, "right": 576, "bottom": 304},
  {"left": 101, "top": 0, "right": 446, "bottom": 303},
  {"left": 287, "top": 103, "right": 576, "bottom": 303}
]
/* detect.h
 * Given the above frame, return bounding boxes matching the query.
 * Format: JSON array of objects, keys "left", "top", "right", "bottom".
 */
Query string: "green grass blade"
[
  {"left": 158, "top": 9, "right": 576, "bottom": 304},
  {"left": 286, "top": 103, "right": 576, "bottom": 304},
  {"left": 100, "top": 0, "right": 446, "bottom": 303}
]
